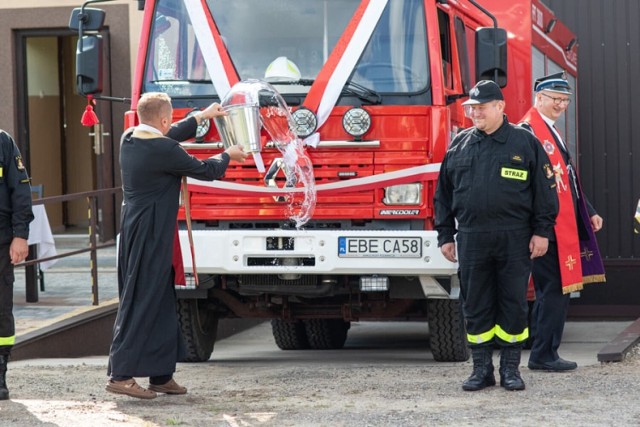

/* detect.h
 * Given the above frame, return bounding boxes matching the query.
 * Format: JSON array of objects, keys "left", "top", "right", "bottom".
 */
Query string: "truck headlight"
[
  {"left": 383, "top": 184, "right": 423, "bottom": 205},
  {"left": 291, "top": 107, "right": 317, "bottom": 138},
  {"left": 185, "top": 109, "right": 210, "bottom": 141},
  {"left": 342, "top": 107, "right": 371, "bottom": 138}
]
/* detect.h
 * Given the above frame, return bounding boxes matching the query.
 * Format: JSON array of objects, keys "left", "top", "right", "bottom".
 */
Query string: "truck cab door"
[{"left": 436, "top": 8, "right": 468, "bottom": 130}]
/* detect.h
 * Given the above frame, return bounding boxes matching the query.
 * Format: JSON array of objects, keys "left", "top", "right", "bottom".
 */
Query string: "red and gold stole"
[{"left": 521, "top": 107, "right": 584, "bottom": 294}]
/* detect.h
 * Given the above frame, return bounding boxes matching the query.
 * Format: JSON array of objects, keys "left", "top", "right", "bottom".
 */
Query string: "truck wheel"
[
  {"left": 271, "top": 319, "right": 310, "bottom": 350},
  {"left": 427, "top": 299, "right": 470, "bottom": 362},
  {"left": 304, "top": 319, "right": 350, "bottom": 350},
  {"left": 177, "top": 298, "right": 219, "bottom": 362}
]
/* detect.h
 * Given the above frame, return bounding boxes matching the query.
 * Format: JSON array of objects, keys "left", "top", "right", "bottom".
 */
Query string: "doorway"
[{"left": 15, "top": 29, "right": 116, "bottom": 241}]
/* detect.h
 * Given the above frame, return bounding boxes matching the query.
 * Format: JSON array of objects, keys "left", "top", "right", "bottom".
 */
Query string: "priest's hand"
[
  {"left": 590, "top": 214, "right": 603, "bottom": 232},
  {"left": 225, "top": 145, "right": 249, "bottom": 162},
  {"left": 529, "top": 235, "right": 548, "bottom": 259},
  {"left": 200, "top": 103, "right": 227, "bottom": 121}
]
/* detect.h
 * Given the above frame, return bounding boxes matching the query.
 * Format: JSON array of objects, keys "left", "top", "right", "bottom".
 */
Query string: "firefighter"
[
  {"left": 434, "top": 80, "right": 558, "bottom": 391},
  {"left": 519, "top": 73, "right": 605, "bottom": 372},
  {"left": 0, "top": 129, "right": 33, "bottom": 400}
]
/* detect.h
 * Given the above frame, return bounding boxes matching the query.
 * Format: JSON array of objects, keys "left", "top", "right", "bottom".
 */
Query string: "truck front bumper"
[{"left": 178, "top": 229, "right": 457, "bottom": 276}]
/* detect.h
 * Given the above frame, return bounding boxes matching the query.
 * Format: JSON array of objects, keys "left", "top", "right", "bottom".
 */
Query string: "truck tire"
[
  {"left": 177, "top": 298, "right": 219, "bottom": 362},
  {"left": 427, "top": 299, "right": 470, "bottom": 362},
  {"left": 271, "top": 319, "right": 310, "bottom": 350},
  {"left": 304, "top": 319, "right": 350, "bottom": 350}
]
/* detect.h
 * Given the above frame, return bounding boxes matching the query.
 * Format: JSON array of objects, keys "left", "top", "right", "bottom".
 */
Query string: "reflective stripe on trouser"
[
  {"left": 467, "top": 326, "right": 495, "bottom": 344},
  {"left": 0, "top": 336, "right": 14, "bottom": 346},
  {"left": 467, "top": 325, "right": 529, "bottom": 345},
  {"left": 457, "top": 229, "right": 531, "bottom": 347},
  {"left": 0, "top": 244, "right": 15, "bottom": 355},
  {"left": 495, "top": 325, "right": 529, "bottom": 344}
]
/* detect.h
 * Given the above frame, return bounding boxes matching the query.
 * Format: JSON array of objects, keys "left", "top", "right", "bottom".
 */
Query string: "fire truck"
[{"left": 70, "top": 0, "right": 578, "bottom": 363}]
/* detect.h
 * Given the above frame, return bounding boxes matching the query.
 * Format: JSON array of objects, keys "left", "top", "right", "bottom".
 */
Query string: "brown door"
[{"left": 15, "top": 29, "right": 116, "bottom": 241}]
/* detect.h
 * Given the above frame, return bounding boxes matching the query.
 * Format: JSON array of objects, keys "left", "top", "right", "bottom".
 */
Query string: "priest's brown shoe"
[
  {"left": 106, "top": 378, "right": 157, "bottom": 399},
  {"left": 148, "top": 379, "right": 187, "bottom": 395}
]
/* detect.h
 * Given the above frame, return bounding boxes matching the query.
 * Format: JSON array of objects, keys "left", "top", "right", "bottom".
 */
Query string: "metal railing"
[{"left": 17, "top": 187, "right": 121, "bottom": 305}]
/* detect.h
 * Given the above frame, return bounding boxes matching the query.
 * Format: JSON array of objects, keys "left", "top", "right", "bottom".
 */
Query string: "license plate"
[{"left": 338, "top": 237, "right": 422, "bottom": 258}]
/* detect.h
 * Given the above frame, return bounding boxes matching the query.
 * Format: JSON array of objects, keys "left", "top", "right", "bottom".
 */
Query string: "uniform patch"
[
  {"left": 15, "top": 156, "right": 25, "bottom": 170},
  {"left": 543, "top": 163, "right": 553, "bottom": 179},
  {"left": 0, "top": 167, "right": 3, "bottom": 178},
  {"left": 500, "top": 167, "right": 528, "bottom": 181}
]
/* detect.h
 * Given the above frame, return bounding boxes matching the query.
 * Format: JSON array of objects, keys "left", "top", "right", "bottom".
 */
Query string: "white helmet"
[{"left": 264, "top": 56, "right": 301, "bottom": 81}]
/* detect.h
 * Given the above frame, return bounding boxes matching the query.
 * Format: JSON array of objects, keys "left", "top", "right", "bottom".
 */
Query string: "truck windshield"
[{"left": 144, "top": 0, "right": 429, "bottom": 98}]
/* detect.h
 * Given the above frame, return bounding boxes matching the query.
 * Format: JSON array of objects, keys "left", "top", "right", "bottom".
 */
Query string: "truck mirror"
[
  {"left": 76, "top": 35, "right": 103, "bottom": 95},
  {"left": 475, "top": 27, "right": 507, "bottom": 87},
  {"left": 68, "top": 7, "right": 106, "bottom": 31}
]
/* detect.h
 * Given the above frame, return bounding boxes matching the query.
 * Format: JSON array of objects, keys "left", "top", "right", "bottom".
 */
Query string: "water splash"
[{"left": 220, "top": 79, "right": 316, "bottom": 227}]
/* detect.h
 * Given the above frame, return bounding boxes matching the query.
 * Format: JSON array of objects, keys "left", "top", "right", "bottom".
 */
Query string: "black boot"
[
  {"left": 0, "top": 354, "right": 9, "bottom": 400},
  {"left": 462, "top": 346, "right": 496, "bottom": 391},
  {"left": 499, "top": 347, "right": 525, "bottom": 391}
]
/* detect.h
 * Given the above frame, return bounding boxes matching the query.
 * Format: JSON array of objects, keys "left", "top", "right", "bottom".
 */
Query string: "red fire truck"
[{"left": 70, "top": 0, "right": 578, "bottom": 363}]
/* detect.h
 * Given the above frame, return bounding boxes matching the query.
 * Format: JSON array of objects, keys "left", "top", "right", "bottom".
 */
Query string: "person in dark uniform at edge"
[
  {"left": 106, "top": 92, "right": 248, "bottom": 399},
  {"left": 0, "top": 129, "right": 34, "bottom": 400},
  {"left": 519, "top": 73, "right": 605, "bottom": 372},
  {"left": 434, "top": 80, "right": 558, "bottom": 391}
]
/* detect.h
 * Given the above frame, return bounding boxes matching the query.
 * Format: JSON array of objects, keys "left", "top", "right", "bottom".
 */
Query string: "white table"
[{"left": 28, "top": 205, "right": 57, "bottom": 270}]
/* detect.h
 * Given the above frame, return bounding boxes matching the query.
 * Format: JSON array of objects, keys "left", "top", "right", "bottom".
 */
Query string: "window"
[
  {"left": 437, "top": 9, "right": 453, "bottom": 89},
  {"left": 454, "top": 17, "right": 471, "bottom": 93}
]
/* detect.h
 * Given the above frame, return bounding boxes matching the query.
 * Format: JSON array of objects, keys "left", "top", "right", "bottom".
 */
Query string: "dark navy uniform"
[
  {"left": 435, "top": 117, "right": 558, "bottom": 348},
  {"left": 0, "top": 130, "right": 33, "bottom": 356},
  {"left": 520, "top": 121, "right": 597, "bottom": 366}
]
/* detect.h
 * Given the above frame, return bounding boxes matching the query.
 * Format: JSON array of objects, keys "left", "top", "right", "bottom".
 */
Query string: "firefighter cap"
[
  {"left": 534, "top": 72, "right": 572, "bottom": 94},
  {"left": 462, "top": 80, "right": 504, "bottom": 105}
]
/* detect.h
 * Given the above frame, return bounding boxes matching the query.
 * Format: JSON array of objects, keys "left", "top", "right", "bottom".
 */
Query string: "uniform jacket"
[
  {"left": 0, "top": 130, "right": 33, "bottom": 245},
  {"left": 434, "top": 116, "right": 558, "bottom": 247}
]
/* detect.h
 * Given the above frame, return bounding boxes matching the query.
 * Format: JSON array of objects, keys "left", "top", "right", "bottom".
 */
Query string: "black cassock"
[{"left": 108, "top": 117, "right": 229, "bottom": 378}]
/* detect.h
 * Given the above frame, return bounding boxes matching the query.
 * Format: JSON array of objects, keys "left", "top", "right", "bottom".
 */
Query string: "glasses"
[{"left": 540, "top": 92, "right": 571, "bottom": 105}]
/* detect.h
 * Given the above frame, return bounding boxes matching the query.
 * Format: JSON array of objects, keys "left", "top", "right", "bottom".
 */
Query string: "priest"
[
  {"left": 519, "top": 73, "right": 605, "bottom": 372},
  {"left": 106, "top": 92, "right": 247, "bottom": 399}
]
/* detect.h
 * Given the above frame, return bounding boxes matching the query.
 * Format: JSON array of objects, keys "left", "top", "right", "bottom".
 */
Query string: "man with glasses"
[
  {"left": 519, "top": 73, "right": 605, "bottom": 372},
  {"left": 435, "top": 80, "right": 558, "bottom": 391}
]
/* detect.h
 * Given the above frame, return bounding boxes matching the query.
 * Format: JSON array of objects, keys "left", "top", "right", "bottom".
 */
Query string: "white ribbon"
[
  {"left": 187, "top": 163, "right": 441, "bottom": 195},
  {"left": 184, "top": 0, "right": 387, "bottom": 124},
  {"left": 183, "top": 0, "right": 232, "bottom": 99},
  {"left": 315, "top": 0, "right": 388, "bottom": 129}
]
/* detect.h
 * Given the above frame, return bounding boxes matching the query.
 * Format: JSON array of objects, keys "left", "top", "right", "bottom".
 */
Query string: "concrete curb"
[{"left": 597, "top": 317, "right": 640, "bottom": 362}]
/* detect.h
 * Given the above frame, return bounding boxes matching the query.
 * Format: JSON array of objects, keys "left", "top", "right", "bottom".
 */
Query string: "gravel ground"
[{"left": 1, "top": 344, "right": 639, "bottom": 426}]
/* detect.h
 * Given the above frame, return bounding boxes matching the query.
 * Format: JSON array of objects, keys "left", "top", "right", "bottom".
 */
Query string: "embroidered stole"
[{"left": 521, "top": 108, "right": 584, "bottom": 293}]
